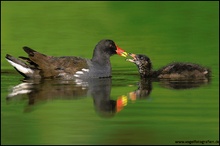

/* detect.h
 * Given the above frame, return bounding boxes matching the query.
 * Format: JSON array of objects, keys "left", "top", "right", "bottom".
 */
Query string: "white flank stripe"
[
  {"left": 6, "top": 59, "right": 33, "bottom": 74},
  {"left": 82, "top": 68, "right": 89, "bottom": 72},
  {"left": 74, "top": 74, "right": 80, "bottom": 77},
  {"left": 76, "top": 71, "right": 84, "bottom": 74}
]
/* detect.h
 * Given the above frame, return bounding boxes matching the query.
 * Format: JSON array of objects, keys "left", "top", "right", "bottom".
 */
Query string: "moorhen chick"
[{"left": 126, "top": 53, "right": 211, "bottom": 79}]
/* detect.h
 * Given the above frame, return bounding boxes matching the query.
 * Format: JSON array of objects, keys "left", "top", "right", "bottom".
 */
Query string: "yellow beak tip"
[{"left": 121, "top": 52, "right": 128, "bottom": 57}]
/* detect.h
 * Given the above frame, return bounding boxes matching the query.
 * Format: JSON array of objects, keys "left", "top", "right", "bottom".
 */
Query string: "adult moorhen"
[{"left": 5, "top": 39, "right": 128, "bottom": 79}]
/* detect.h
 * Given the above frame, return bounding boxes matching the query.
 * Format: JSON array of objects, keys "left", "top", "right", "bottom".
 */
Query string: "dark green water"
[{"left": 1, "top": 1, "right": 219, "bottom": 145}]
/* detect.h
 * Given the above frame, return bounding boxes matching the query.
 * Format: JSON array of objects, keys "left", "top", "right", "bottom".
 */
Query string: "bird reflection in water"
[
  {"left": 6, "top": 76, "right": 210, "bottom": 118},
  {"left": 6, "top": 78, "right": 127, "bottom": 118}
]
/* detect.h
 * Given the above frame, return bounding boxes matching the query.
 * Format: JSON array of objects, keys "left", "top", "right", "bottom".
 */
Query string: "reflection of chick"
[
  {"left": 129, "top": 79, "right": 152, "bottom": 101},
  {"left": 127, "top": 54, "right": 211, "bottom": 80},
  {"left": 158, "top": 79, "right": 210, "bottom": 90}
]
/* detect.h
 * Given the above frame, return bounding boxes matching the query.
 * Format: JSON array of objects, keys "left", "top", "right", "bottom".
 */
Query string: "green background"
[{"left": 1, "top": 1, "right": 219, "bottom": 145}]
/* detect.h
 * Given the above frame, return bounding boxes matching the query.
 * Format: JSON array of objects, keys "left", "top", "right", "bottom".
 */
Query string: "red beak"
[{"left": 116, "top": 46, "right": 128, "bottom": 57}]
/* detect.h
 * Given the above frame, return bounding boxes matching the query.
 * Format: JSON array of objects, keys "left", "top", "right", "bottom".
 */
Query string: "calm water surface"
[
  {"left": 1, "top": 69, "right": 219, "bottom": 145},
  {"left": 1, "top": 1, "right": 219, "bottom": 145}
]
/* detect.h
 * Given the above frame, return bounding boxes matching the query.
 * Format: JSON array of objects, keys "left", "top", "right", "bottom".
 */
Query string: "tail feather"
[
  {"left": 23, "top": 46, "right": 47, "bottom": 58},
  {"left": 23, "top": 46, "right": 37, "bottom": 56},
  {"left": 6, "top": 54, "right": 27, "bottom": 66},
  {"left": 5, "top": 54, "right": 34, "bottom": 77},
  {"left": 6, "top": 46, "right": 54, "bottom": 78},
  {"left": 19, "top": 56, "right": 39, "bottom": 67},
  {"left": 19, "top": 56, "right": 32, "bottom": 63},
  {"left": 22, "top": 46, "right": 51, "bottom": 71}
]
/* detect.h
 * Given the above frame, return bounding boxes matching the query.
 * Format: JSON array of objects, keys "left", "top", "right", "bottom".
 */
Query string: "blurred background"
[
  {"left": 1, "top": 1, "right": 219, "bottom": 69},
  {"left": 1, "top": 1, "right": 219, "bottom": 145}
]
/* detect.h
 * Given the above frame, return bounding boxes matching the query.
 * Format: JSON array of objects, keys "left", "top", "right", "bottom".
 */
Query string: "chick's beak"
[
  {"left": 126, "top": 53, "right": 136, "bottom": 63},
  {"left": 116, "top": 46, "right": 128, "bottom": 57},
  {"left": 130, "top": 53, "right": 136, "bottom": 59}
]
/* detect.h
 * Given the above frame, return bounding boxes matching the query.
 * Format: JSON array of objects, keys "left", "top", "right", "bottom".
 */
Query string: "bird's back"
[{"left": 156, "top": 62, "right": 210, "bottom": 79}]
